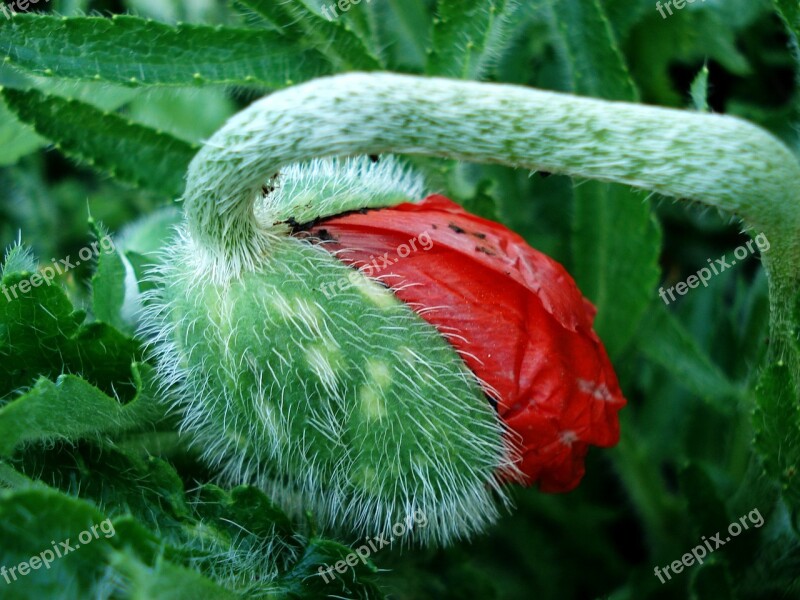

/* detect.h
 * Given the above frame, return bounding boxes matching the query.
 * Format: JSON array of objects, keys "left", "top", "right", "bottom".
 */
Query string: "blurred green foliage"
[{"left": 1, "top": 0, "right": 800, "bottom": 598}]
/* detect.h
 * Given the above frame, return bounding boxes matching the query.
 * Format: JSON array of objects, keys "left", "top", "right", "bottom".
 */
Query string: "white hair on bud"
[
  {"left": 140, "top": 228, "right": 521, "bottom": 547},
  {"left": 256, "top": 155, "right": 426, "bottom": 226}
]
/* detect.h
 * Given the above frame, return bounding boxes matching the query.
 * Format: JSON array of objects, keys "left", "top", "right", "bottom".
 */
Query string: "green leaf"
[
  {"left": 548, "top": 0, "right": 638, "bottom": 101},
  {"left": 115, "top": 206, "right": 184, "bottom": 302},
  {"left": 774, "top": 0, "right": 800, "bottom": 43},
  {"left": 367, "top": 0, "right": 432, "bottom": 70},
  {"left": 117, "top": 206, "right": 183, "bottom": 255},
  {"left": 571, "top": 184, "right": 662, "bottom": 358},
  {"left": 637, "top": 303, "right": 744, "bottom": 412},
  {"left": 754, "top": 361, "right": 800, "bottom": 509},
  {"left": 626, "top": 9, "right": 751, "bottom": 106},
  {"left": 679, "top": 463, "right": 730, "bottom": 535},
  {"left": 548, "top": 0, "right": 660, "bottom": 358},
  {"left": 0, "top": 95, "right": 45, "bottom": 165},
  {"left": 0, "top": 460, "right": 39, "bottom": 489},
  {"left": 25, "top": 78, "right": 141, "bottom": 110},
  {"left": 458, "top": 179, "right": 502, "bottom": 222},
  {"left": 18, "top": 440, "right": 190, "bottom": 528},
  {"left": 0, "top": 363, "right": 161, "bottom": 457},
  {"left": 125, "top": 87, "right": 236, "bottom": 144},
  {"left": 123, "top": 0, "right": 224, "bottom": 24},
  {"left": 237, "top": 0, "right": 382, "bottom": 70},
  {"left": 0, "top": 66, "right": 141, "bottom": 164},
  {"left": 0, "top": 266, "right": 143, "bottom": 400},
  {"left": 193, "top": 485, "right": 294, "bottom": 539},
  {"left": 1, "top": 243, "right": 37, "bottom": 275},
  {"left": 117, "top": 556, "right": 240, "bottom": 600},
  {"left": 690, "top": 64, "right": 710, "bottom": 112},
  {"left": 2, "top": 87, "right": 197, "bottom": 197},
  {"left": 90, "top": 221, "right": 129, "bottom": 332},
  {"left": 0, "top": 14, "right": 332, "bottom": 87},
  {"left": 279, "top": 537, "right": 383, "bottom": 598},
  {"left": 0, "top": 488, "right": 118, "bottom": 598},
  {"left": 296, "top": 0, "right": 381, "bottom": 66},
  {"left": 428, "top": 0, "right": 522, "bottom": 79},
  {"left": 13, "top": 430, "right": 384, "bottom": 597},
  {"left": 125, "top": 251, "right": 159, "bottom": 297},
  {"left": 601, "top": 0, "right": 656, "bottom": 40},
  {"left": 0, "top": 485, "right": 201, "bottom": 600}
]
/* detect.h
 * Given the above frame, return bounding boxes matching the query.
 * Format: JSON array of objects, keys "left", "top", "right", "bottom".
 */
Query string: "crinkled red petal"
[{"left": 304, "top": 195, "right": 626, "bottom": 492}]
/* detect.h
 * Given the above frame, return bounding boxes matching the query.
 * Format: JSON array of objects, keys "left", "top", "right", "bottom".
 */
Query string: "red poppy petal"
[{"left": 303, "top": 194, "right": 626, "bottom": 492}]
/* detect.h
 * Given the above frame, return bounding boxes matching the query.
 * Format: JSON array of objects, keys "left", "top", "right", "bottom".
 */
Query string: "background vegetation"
[{"left": 1, "top": 0, "right": 800, "bottom": 598}]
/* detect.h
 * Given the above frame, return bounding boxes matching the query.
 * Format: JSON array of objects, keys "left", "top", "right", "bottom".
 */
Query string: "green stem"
[{"left": 182, "top": 70, "right": 800, "bottom": 384}]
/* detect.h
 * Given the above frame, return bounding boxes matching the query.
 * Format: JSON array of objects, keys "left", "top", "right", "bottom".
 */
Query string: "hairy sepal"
[{"left": 142, "top": 230, "right": 518, "bottom": 546}]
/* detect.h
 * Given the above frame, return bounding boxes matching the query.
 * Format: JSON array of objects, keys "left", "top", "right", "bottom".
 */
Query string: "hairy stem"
[{"left": 184, "top": 71, "right": 800, "bottom": 369}]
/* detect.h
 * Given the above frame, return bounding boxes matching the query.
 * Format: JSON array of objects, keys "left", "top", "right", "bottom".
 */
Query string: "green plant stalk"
[{"left": 184, "top": 72, "right": 800, "bottom": 366}]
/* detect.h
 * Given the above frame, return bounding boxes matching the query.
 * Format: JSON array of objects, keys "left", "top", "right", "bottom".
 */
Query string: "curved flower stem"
[{"left": 184, "top": 72, "right": 800, "bottom": 377}]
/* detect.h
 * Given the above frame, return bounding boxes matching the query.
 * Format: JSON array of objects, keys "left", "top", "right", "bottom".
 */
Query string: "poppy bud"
[
  {"left": 303, "top": 194, "right": 626, "bottom": 493},
  {"left": 146, "top": 157, "right": 624, "bottom": 546}
]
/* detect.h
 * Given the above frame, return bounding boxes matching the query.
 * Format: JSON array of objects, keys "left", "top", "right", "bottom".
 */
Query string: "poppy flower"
[{"left": 300, "top": 194, "right": 626, "bottom": 493}]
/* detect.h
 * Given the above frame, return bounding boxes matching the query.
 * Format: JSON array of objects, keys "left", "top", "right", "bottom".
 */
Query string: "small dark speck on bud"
[{"left": 448, "top": 223, "right": 466, "bottom": 234}]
